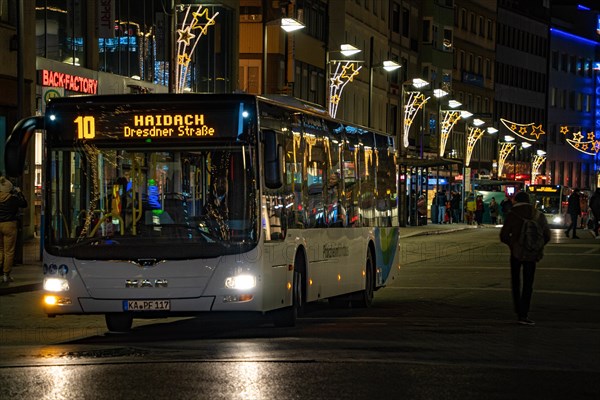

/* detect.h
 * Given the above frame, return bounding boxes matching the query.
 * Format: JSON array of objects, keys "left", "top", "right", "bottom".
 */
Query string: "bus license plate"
[{"left": 124, "top": 300, "right": 170, "bottom": 311}]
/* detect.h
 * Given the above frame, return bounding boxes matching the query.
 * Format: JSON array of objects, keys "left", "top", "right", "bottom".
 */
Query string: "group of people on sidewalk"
[{"left": 564, "top": 187, "right": 600, "bottom": 240}]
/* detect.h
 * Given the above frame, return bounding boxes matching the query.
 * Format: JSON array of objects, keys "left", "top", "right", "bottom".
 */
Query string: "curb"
[{"left": 0, "top": 282, "right": 42, "bottom": 296}]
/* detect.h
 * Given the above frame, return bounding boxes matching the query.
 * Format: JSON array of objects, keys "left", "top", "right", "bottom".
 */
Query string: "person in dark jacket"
[
  {"left": 0, "top": 176, "right": 28, "bottom": 283},
  {"left": 565, "top": 188, "right": 582, "bottom": 239},
  {"left": 500, "top": 191, "right": 551, "bottom": 326},
  {"left": 590, "top": 188, "right": 600, "bottom": 239}
]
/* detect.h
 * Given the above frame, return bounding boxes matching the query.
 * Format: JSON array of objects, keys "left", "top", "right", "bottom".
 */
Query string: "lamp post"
[
  {"left": 262, "top": 16, "right": 305, "bottom": 94},
  {"left": 326, "top": 44, "right": 362, "bottom": 118},
  {"left": 438, "top": 99, "right": 461, "bottom": 158},
  {"left": 367, "top": 36, "right": 400, "bottom": 128},
  {"left": 399, "top": 77, "right": 429, "bottom": 227}
]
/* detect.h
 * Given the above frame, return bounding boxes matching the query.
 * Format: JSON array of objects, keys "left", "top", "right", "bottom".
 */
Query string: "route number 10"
[{"left": 74, "top": 116, "right": 96, "bottom": 139}]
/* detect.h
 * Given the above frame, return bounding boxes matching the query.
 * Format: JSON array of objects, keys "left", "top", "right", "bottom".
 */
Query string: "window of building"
[
  {"left": 551, "top": 51, "right": 558, "bottom": 70},
  {"left": 443, "top": 28, "right": 453, "bottom": 51},
  {"left": 36, "top": 0, "right": 86, "bottom": 66},
  {"left": 0, "top": 0, "right": 16, "bottom": 24},
  {"left": 478, "top": 16, "right": 484, "bottom": 37},
  {"left": 422, "top": 19, "right": 431, "bottom": 42},
  {"left": 561, "top": 53, "right": 568, "bottom": 72},
  {"left": 469, "top": 12, "right": 476, "bottom": 33},
  {"left": 486, "top": 19, "right": 493, "bottom": 40},
  {"left": 392, "top": 3, "right": 400, "bottom": 33},
  {"left": 460, "top": 8, "right": 467, "bottom": 30},
  {"left": 476, "top": 56, "right": 482, "bottom": 74},
  {"left": 570, "top": 56, "right": 577, "bottom": 75},
  {"left": 585, "top": 94, "right": 591, "bottom": 112},
  {"left": 402, "top": 6, "right": 409, "bottom": 37}
]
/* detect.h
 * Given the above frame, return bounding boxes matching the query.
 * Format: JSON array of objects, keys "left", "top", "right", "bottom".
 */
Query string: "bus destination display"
[
  {"left": 73, "top": 113, "right": 216, "bottom": 140},
  {"left": 45, "top": 99, "right": 249, "bottom": 144}
]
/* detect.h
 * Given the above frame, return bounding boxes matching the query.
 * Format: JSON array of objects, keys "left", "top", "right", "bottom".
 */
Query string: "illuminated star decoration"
[
  {"left": 500, "top": 118, "right": 545, "bottom": 142},
  {"left": 402, "top": 92, "right": 430, "bottom": 148},
  {"left": 465, "top": 126, "right": 485, "bottom": 167},
  {"left": 560, "top": 126, "right": 600, "bottom": 155},
  {"left": 328, "top": 61, "right": 362, "bottom": 118},
  {"left": 531, "top": 154, "right": 546, "bottom": 183},
  {"left": 497, "top": 142, "right": 516, "bottom": 178},
  {"left": 439, "top": 110, "right": 462, "bottom": 157},
  {"left": 176, "top": 5, "right": 219, "bottom": 93}
]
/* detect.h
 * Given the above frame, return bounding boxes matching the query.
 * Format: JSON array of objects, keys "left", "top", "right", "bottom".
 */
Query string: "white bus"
[
  {"left": 526, "top": 184, "right": 571, "bottom": 227},
  {"left": 6, "top": 94, "right": 401, "bottom": 332}
]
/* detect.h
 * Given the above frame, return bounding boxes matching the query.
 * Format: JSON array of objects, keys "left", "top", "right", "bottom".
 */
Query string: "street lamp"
[
  {"left": 327, "top": 44, "right": 363, "bottom": 118},
  {"left": 262, "top": 17, "right": 305, "bottom": 94},
  {"left": 367, "top": 35, "right": 400, "bottom": 129},
  {"left": 368, "top": 60, "right": 400, "bottom": 128}
]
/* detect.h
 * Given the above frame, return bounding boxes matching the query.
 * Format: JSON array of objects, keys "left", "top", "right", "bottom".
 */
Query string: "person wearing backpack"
[
  {"left": 589, "top": 188, "right": 600, "bottom": 238},
  {"left": 564, "top": 188, "right": 582, "bottom": 239},
  {"left": 500, "top": 191, "right": 551, "bottom": 326}
]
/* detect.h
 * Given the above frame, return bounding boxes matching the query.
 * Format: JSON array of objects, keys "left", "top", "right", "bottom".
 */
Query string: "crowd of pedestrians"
[{"left": 419, "top": 188, "right": 600, "bottom": 239}]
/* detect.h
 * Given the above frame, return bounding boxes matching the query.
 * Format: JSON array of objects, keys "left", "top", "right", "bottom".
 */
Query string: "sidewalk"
[{"left": 0, "top": 223, "right": 476, "bottom": 296}]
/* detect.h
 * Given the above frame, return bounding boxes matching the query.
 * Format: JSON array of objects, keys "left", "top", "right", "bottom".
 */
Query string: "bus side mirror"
[
  {"left": 263, "top": 130, "right": 283, "bottom": 189},
  {"left": 5, "top": 116, "right": 44, "bottom": 177}
]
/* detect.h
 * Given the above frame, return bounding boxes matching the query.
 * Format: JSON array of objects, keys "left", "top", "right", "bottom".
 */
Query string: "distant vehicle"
[
  {"left": 6, "top": 93, "right": 401, "bottom": 332},
  {"left": 526, "top": 184, "right": 571, "bottom": 227}
]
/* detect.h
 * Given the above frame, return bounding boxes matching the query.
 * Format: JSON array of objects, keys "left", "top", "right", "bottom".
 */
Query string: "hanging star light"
[
  {"left": 328, "top": 61, "right": 362, "bottom": 118},
  {"left": 560, "top": 125, "right": 600, "bottom": 155},
  {"left": 500, "top": 118, "right": 545, "bottom": 142},
  {"left": 439, "top": 110, "right": 462, "bottom": 157},
  {"left": 175, "top": 5, "right": 219, "bottom": 93},
  {"left": 465, "top": 126, "right": 485, "bottom": 167},
  {"left": 402, "top": 92, "right": 430, "bottom": 148},
  {"left": 498, "top": 142, "right": 516, "bottom": 178}
]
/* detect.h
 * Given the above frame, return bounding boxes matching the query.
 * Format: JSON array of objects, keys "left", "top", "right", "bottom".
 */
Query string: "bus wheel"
[
  {"left": 105, "top": 313, "right": 133, "bottom": 333},
  {"left": 352, "top": 250, "right": 374, "bottom": 308},
  {"left": 273, "top": 255, "right": 305, "bottom": 327}
]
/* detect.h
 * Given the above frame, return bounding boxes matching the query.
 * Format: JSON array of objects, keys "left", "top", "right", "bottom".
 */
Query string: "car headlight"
[
  {"left": 44, "top": 278, "right": 70, "bottom": 292},
  {"left": 552, "top": 216, "right": 563, "bottom": 224},
  {"left": 225, "top": 274, "right": 256, "bottom": 290}
]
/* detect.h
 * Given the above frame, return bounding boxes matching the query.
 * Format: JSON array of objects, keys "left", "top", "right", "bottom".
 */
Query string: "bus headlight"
[
  {"left": 225, "top": 274, "right": 256, "bottom": 290},
  {"left": 44, "top": 278, "right": 70, "bottom": 292}
]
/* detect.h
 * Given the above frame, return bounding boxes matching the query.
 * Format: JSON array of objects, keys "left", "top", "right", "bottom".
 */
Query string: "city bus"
[
  {"left": 5, "top": 94, "right": 400, "bottom": 332},
  {"left": 526, "top": 184, "right": 571, "bottom": 227}
]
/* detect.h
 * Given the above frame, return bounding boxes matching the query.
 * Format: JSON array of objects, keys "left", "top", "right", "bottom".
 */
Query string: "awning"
[{"left": 397, "top": 157, "right": 464, "bottom": 168}]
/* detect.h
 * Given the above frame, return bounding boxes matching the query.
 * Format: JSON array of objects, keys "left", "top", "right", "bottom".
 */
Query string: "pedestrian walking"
[
  {"left": 500, "top": 191, "right": 551, "bottom": 326},
  {"left": 475, "top": 194, "right": 484, "bottom": 226},
  {"left": 565, "top": 188, "right": 582, "bottom": 239},
  {"left": 465, "top": 193, "right": 476, "bottom": 225},
  {"left": 589, "top": 188, "right": 600, "bottom": 239},
  {"left": 489, "top": 197, "right": 499, "bottom": 224},
  {"left": 500, "top": 195, "right": 513, "bottom": 223},
  {"left": 436, "top": 191, "right": 447, "bottom": 224},
  {"left": 451, "top": 191, "right": 461, "bottom": 223},
  {"left": 0, "top": 176, "right": 28, "bottom": 283}
]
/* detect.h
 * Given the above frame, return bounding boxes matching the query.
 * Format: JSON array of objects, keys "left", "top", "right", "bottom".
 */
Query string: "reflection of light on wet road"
[{"left": 232, "top": 362, "right": 262, "bottom": 399}]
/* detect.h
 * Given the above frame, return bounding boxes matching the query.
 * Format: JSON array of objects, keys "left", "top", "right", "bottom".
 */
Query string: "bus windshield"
[
  {"left": 46, "top": 145, "right": 258, "bottom": 260},
  {"left": 532, "top": 192, "right": 561, "bottom": 214}
]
